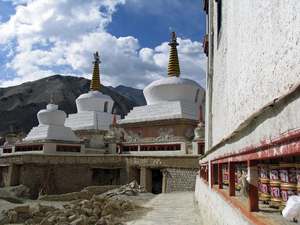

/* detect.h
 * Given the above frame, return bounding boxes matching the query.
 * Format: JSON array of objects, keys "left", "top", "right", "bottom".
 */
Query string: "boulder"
[{"left": 13, "top": 205, "right": 30, "bottom": 213}]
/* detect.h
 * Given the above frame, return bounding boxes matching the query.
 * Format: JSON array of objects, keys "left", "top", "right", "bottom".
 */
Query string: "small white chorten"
[{"left": 24, "top": 96, "right": 79, "bottom": 142}]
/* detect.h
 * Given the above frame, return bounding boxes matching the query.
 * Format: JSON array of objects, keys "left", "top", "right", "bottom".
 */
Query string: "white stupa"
[
  {"left": 119, "top": 31, "right": 205, "bottom": 124},
  {"left": 24, "top": 96, "right": 79, "bottom": 142},
  {"left": 65, "top": 52, "right": 121, "bottom": 131}
]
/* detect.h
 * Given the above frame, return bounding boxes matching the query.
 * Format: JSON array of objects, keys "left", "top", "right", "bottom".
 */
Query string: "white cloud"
[{"left": 0, "top": 0, "right": 206, "bottom": 90}]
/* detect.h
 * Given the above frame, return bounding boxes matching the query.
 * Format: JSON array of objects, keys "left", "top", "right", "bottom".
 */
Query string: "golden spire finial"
[
  {"left": 50, "top": 94, "right": 54, "bottom": 104},
  {"left": 90, "top": 51, "right": 101, "bottom": 91},
  {"left": 167, "top": 31, "right": 180, "bottom": 77}
]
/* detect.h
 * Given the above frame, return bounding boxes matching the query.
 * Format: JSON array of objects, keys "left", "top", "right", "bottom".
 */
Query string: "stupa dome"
[
  {"left": 143, "top": 77, "right": 204, "bottom": 105},
  {"left": 76, "top": 91, "right": 113, "bottom": 113},
  {"left": 37, "top": 104, "right": 66, "bottom": 125}
]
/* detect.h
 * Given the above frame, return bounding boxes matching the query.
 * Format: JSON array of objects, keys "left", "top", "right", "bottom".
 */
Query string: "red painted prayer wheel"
[
  {"left": 269, "top": 164, "right": 281, "bottom": 205},
  {"left": 259, "top": 164, "right": 270, "bottom": 200},
  {"left": 260, "top": 164, "right": 269, "bottom": 179},
  {"left": 296, "top": 164, "right": 300, "bottom": 195},
  {"left": 280, "top": 162, "right": 297, "bottom": 206},
  {"left": 260, "top": 178, "right": 271, "bottom": 200},
  {"left": 222, "top": 164, "right": 229, "bottom": 184}
]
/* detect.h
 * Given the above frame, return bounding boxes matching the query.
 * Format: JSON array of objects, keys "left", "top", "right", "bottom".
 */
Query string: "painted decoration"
[
  {"left": 153, "top": 126, "right": 179, "bottom": 141},
  {"left": 128, "top": 130, "right": 142, "bottom": 142}
]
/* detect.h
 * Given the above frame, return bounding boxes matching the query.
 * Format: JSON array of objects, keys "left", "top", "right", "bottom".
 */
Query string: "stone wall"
[
  {"left": 166, "top": 167, "right": 198, "bottom": 193},
  {"left": 0, "top": 166, "right": 9, "bottom": 187},
  {"left": 0, "top": 154, "right": 199, "bottom": 198}
]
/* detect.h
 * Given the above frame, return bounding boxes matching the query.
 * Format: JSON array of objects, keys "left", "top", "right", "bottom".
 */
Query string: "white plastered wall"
[
  {"left": 195, "top": 175, "right": 254, "bottom": 225},
  {"left": 211, "top": 0, "right": 300, "bottom": 149}
]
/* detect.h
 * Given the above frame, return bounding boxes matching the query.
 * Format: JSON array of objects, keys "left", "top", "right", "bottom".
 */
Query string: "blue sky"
[{"left": 0, "top": 0, "right": 207, "bottom": 89}]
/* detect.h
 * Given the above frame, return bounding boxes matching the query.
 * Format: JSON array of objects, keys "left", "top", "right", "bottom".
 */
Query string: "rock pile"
[
  {"left": 104, "top": 181, "right": 146, "bottom": 197},
  {"left": 0, "top": 194, "right": 134, "bottom": 225},
  {"left": 0, "top": 181, "right": 148, "bottom": 224}
]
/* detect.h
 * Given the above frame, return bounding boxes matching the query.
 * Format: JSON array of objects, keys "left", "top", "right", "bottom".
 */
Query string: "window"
[
  {"left": 16, "top": 145, "right": 43, "bottom": 152},
  {"left": 198, "top": 143, "right": 205, "bottom": 155},
  {"left": 141, "top": 147, "right": 148, "bottom": 151},
  {"left": 104, "top": 101, "right": 108, "bottom": 112},
  {"left": 56, "top": 145, "right": 80, "bottom": 152},
  {"left": 195, "top": 89, "right": 200, "bottom": 102},
  {"left": 3, "top": 148, "right": 12, "bottom": 153}
]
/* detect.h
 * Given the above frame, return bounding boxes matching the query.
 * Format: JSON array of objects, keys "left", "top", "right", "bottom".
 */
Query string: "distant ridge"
[
  {"left": 0, "top": 75, "right": 139, "bottom": 144},
  {"left": 108, "top": 85, "right": 146, "bottom": 106}
]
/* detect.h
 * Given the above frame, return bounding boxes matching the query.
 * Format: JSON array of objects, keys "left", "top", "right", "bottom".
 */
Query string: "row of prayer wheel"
[
  {"left": 222, "top": 163, "right": 247, "bottom": 190},
  {"left": 259, "top": 163, "right": 298, "bottom": 207},
  {"left": 222, "top": 162, "right": 299, "bottom": 207}
]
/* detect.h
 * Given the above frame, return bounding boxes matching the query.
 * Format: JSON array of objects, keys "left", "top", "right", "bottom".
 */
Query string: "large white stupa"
[
  {"left": 65, "top": 52, "right": 120, "bottom": 132},
  {"left": 118, "top": 31, "right": 205, "bottom": 155},
  {"left": 119, "top": 31, "right": 205, "bottom": 124}
]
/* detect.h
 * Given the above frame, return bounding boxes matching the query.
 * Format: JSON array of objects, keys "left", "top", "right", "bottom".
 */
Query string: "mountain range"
[{"left": 0, "top": 75, "right": 145, "bottom": 144}]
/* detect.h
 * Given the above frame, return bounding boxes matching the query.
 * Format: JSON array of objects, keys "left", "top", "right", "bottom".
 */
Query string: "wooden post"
[
  {"left": 229, "top": 162, "right": 235, "bottom": 196},
  {"left": 218, "top": 163, "right": 223, "bottom": 189},
  {"left": 248, "top": 160, "right": 259, "bottom": 212},
  {"left": 210, "top": 161, "right": 214, "bottom": 188},
  {"left": 161, "top": 169, "right": 168, "bottom": 194}
]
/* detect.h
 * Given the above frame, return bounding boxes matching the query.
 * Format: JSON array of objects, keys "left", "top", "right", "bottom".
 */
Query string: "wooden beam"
[
  {"left": 248, "top": 160, "right": 259, "bottom": 212},
  {"left": 203, "top": 129, "right": 300, "bottom": 164},
  {"left": 229, "top": 162, "right": 235, "bottom": 196},
  {"left": 210, "top": 161, "right": 214, "bottom": 188}
]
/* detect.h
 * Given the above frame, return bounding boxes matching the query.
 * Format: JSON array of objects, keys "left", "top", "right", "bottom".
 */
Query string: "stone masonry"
[{"left": 166, "top": 168, "right": 198, "bottom": 193}]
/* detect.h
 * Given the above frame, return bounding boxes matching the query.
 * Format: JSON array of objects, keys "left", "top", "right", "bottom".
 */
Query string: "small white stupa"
[
  {"left": 24, "top": 95, "right": 79, "bottom": 142},
  {"left": 65, "top": 52, "right": 120, "bottom": 132}
]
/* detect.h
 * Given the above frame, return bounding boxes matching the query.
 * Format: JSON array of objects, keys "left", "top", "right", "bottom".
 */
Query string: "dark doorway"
[{"left": 152, "top": 169, "right": 162, "bottom": 194}]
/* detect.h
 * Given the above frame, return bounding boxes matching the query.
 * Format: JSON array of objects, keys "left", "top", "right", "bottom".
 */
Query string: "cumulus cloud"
[{"left": 0, "top": 0, "right": 206, "bottom": 89}]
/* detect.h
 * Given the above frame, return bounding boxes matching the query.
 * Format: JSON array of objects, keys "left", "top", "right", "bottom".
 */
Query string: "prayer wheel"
[
  {"left": 258, "top": 165, "right": 261, "bottom": 197},
  {"left": 259, "top": 164, "right": 271, "bottom": 201},
  {"left": 280, "top": 162, "right": 297, "bottom": 206},
  {"left": 235, "top": 165, "right": 238, "bottom": 189},
  {"left": 269, "top": 164, "right": 281, "bottom": 206},
  {"left": 296, "top": 164, "right": 300, "bottom": 195},
  {"left": 222, "top": 164, "right": 229, "bottom": 184}
]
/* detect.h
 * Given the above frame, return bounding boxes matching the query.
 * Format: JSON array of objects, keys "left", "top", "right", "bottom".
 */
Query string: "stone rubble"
[
  {"left": 0, "top": 181, "right": 146, "bottom": 225},
  {"left": 103, "top": 181, "right": 146, "bottom": 198}
]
